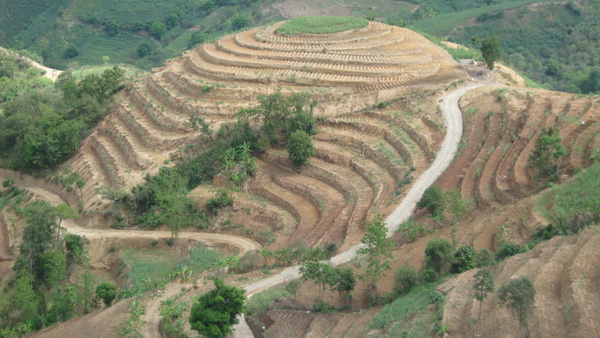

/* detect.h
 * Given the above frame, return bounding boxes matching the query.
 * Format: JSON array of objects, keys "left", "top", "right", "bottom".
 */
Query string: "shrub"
[
  {"left": 475, "top": 249, "right": 496, "bottom": 268},
  {"left": 496, "top": 242, "right": 521, "bottom": 260},
  {"left": 286, "top": 130, "right": 314, "bottom": 167},
  {"left": 424, "top": 238, "right": 454, "bottom": 279},
  {"left": 394, "top": 265, "right": 419, "bottom": 295},
  {"left": 450, "top": 245, "right": 477, "bottom": 273},
  {"left": 206, "top": 189, "right": 234, "bottom": 214},
  {"left": 96, "top": 282, "right": 118, "bottom": 306},
  {"left": 417, "top": 185, "right": 445, "bottom": 217},
  {"left": 149, "top": 22, "right": 167, "bottom": 40}
]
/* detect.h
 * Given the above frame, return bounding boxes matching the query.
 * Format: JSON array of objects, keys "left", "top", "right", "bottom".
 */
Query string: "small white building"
[{"left": 459, "top": 59, "right": 478, "bottom": 67}]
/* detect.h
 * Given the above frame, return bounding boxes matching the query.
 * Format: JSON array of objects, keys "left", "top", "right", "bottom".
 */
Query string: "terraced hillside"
[
  {"left": 64, "top": 20, "right": 463, "bottom": 248},
  {"left": 428, "top": 87, "right": 600, "bottom": 246},
  {"left": 220, "top": 98, "right": 445, "bottom": 250},
  {"left": 441, "top": 227, "right": 600, "bottom": 338}
]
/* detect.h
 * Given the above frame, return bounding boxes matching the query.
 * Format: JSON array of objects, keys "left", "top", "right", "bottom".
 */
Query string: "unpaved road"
[
  {"left": 232, "top": 81, "right": 487, "bottom": 337},
  {"left": 0, "top": 46, "right": 62, "bottom": 81},
  {"left": 1, "top": 81, "right": 484, "bottom": 337},
  {"left": 0, "top": 173, "right": 262, "bottom": 255}
]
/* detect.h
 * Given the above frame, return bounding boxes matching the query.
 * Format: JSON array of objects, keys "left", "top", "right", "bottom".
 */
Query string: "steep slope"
[
  {"left": 441, "top": 227, "right": 600, "bottom": 338},
  {"left": 64, "top": 20, "right": 464, "bottom": 250}
]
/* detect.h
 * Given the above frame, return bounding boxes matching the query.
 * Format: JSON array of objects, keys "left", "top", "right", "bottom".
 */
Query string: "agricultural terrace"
[{"left": 61, "top": 19, "right": 463, "bottom": 253}]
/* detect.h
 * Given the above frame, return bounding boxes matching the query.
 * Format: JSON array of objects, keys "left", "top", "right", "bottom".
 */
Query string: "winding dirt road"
[
  {"left": 0, "top": 81, "right": 484, "bottom": 337},
  {"left": 0, "top": 173, "right": 262, "bottom": 256},
  {"left": 232, "top": 81, "right": 487, "bottom": 337}
]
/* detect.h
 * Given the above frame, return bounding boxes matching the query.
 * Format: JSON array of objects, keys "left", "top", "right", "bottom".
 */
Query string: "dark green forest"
[{"left": 0, "top": 51, "right": 124, "bottom": 171}]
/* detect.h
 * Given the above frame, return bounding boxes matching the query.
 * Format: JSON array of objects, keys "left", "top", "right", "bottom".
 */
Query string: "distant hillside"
[
  {"left": 0, "top": 0, "right": 279, "bottom": 70},
  {"left": 2, "top": 0, "right": 599, "bottom": 94}
]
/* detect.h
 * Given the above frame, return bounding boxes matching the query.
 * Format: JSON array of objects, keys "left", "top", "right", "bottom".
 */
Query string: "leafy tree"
[
  {"left": 417, "top": 185, "right": 445, "bottom": 217},
  {"left": 451, "top": 245, "right": 477, "bottom": 273},
  {"left": 96, "top": 282, "right": 118, "bottom": 306},
  {"left": 64, "top": 44, "right": 79, "bottom": 58},
  {"left": 330, "top": 267, "right": 356, "bottom": 304},
  {"left": 300, "top": 261, "right": 336, "bottom": 299},
  {"left": 472, "top": 269, "right": 494, "bottom": 319},
  {"left": 64, "top": 233, "right": 85, "bottom": 263},
  {"left": 231, "top": 13, "right": 253, "bottom": 30},
  {"left": 424, "top": 238, "right": 454, "bottom": 280},
  {"left": 149, "top": 22, "right": 167, "bottom": 40},
  {"left": 498, "top": 277, "right": 536, "bottom": 337},
  {"left": 287, "top": 130, "right": 314, "bottom": 167},
  {"left": 8, "top": 273, "right": 39, "bottom": 327},
  {"left": 189, "top": 279, "right": 246, "bottom": 338},
  {"left": 528, "top": 126, "right": 565, "bottom": 178},
  {"left": 14, "top": 201, "right": 59, "bottom": 285},
  {"left": 480, "top": 36, "right": 501, "bottom": 70},
  {"left": 137, "top": 41, "right": 154, "bottom": 58},
  {"left": 54, "top": 203, "right": 79, "bottom": 241},
  {"left": 394, "top": 264, "right": 419, "bottom": 295},
  {"left": 357, "top": 214, "right": 395, "bottom": 304},
  {"left": 165, "top": 11, "right": 183, "bottom": 29},
  {"left": 580, "top": 68, "right": 600, "bottom": 94},
  {"left": 104, "top": 21, "right": 119, "bottom": 37}
]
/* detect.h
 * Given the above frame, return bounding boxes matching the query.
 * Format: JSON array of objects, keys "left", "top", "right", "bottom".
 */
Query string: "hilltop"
[{"left": 0, "top": 15, "right": 599, "bottom": 338}]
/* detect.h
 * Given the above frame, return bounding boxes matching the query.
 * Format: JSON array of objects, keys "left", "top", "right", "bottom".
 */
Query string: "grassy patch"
[
  {"left": 120, "top": 249, "right": 181, "bottom": 291},
  {"left": 245, "top": 286, "right": 291, "bottom": 316},
  {"left": 536, "top": 161, "right": 600, "bottom": 234},
  {"left": 411, "top": 0, "right": 560, "bottom": 37},
  {"left": 183, "top": 245, "right": 224, "bottom": 274},
  {"left": 367, "top": 284, "right": 442, "bottom": 334},
  {"left": 276, "top": 16, "right": 368, "bottom": 35},
  {"left": 120, "top": 245, "right": 223, "bottom": 293}
]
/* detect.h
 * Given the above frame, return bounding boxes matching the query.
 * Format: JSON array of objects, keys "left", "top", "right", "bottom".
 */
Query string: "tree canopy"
[
  {"left": 189, "top": 279, "right": 246, "bottom": 338},
  {"left": 480, "top": 36, "right": 501, "bottom": 70}
]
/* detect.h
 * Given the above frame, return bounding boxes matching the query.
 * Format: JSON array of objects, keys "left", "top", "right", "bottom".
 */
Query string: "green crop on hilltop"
[{"left": 276, "top": 16, "right": 369, "bottom": 35}]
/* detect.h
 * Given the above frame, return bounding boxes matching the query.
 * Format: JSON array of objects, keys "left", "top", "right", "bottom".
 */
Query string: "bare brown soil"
[
  {"left": 0, "top": 22, "right": 468, "bottom": 337},
  {"left": 441, "top": 227, "right": 600, "bottom": 338}
]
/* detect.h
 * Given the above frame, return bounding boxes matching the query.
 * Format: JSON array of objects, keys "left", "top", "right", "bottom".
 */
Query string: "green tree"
[
  {"left": 472, "top": 269, "right": 494, "bottom": 320},
  {"left": 357, "top": 214, "right": 395, "bottom": 304},
  {"left": 528, "top": 126, "right": 565, "bottom": 178},
  {"left": 417, "top": 185, "right": 445, "bottom": 217},
  {"left": 286, "top": 130, "right": 314, "bottom": 167},
  {"left": 498, "top": 277, "right": 536, "bottom": 337},
  {"left": 330, "top": 267, "right": 356, "bottom": 305},
  {"left": 424, "top": 238, "right": 454, "bottom": 280},
  {"left": 189, "top": 279, "right": 246, "bottom": 338},
  {"left": 480, "top": 36, "right": 501, "bottom": 70},
  {"left": 64, "top": 233, "right": 85, "bottom": 263},
  {"left": 96, "top": 282, "right": 118, "bottom": 306},
  {"left": 54, "top": 203, "right": 79, "bottom": 242},
  {"left": 149, "top": 22, "right": 167, "bottom": 40},
  {"left": 300, "top": 261, "right": 336, "bottom": 300},
  {"left": 580, "top": 68, "right": 600, "bottom": 94},
  {"left": 137, "top": 41, "right": 154, "bottom": 58},
  {"left": 451, "top": 245, "right": 477, "bottom": 273},
  {"left": 64, "top": 44, "right": 79, "bottom": 58},
  {"left": 14, "top": 201, "right": 59, "bottom": 285}
]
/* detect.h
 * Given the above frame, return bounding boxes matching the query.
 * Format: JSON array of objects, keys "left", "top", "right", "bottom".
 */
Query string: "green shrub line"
[{"left": 276, "top": 16, "right": 369, "bottom": 35}]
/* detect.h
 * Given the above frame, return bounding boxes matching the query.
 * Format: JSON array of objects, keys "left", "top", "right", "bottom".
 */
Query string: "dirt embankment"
[{"left": 441, "top": 227, "right": 600, "bottom": 338}]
